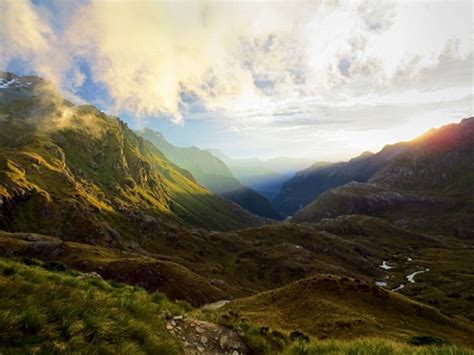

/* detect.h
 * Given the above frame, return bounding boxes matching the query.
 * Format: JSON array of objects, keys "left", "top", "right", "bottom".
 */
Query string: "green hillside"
[
  {"left": 0, "top": 73, "right": 263, "bottom": 244},
  {"left": 220, "top": 275, "right": 474, "bottom": 346},
  {"left": 137, "top": 128, "right": 281, "bottom": 219}
]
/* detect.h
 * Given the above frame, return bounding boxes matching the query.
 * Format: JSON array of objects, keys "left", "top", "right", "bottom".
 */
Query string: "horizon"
[{"left": 1, "top": 0, "right": 472, "bottom": 161}]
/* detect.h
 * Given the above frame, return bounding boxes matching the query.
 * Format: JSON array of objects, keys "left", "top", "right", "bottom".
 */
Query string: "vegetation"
[
  {"left": 218, "top": 275, "right": 474, "bottom": 347},
  {"left": 293, "top": 118, "right": 474, "bottom": 239},
  {"left": 1, "top": 74, "right": 473, "bottom": 353},
  {"left": 138, "top": 128, "right": 282, "bottom": 219},
  {"left": 0, "top": 75, "right": 263, "bottom": 247},
  {"left": 2, "top": 256, "right": 471, "bottom": 354},
  {"left": 198, "top": 310, "right": 473, "bottom": 355},
  {"left": 282, "top": 338, "right": 472, "bottom": 355},
  {"left": 0, "top": 257, "right": 184, "bottom": 354}
]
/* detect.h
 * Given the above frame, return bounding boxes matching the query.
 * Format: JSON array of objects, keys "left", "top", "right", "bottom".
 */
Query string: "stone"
[
  {"left": 78, "top": 272, "right": 102, "bottom": 280},
  {"left": 197, "top": 346, "right": 205, "bottom": 353},
  {"left": 173, "top": 315, "right": 184, "bottom": 320},
  {"left": 219, "top": 335, "right": 228, "bottom": 349},
  {"left": 165, "top": 325, "right": 173, "bottom": 331},
  {"left": 196, "top": 326, "right": 206, "bottom": 334},
  {"left": 200, "top": 336, "right": 208, "bottom": 344}
]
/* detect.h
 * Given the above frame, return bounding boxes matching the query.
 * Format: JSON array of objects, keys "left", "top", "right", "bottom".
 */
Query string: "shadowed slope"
[{"left": 293, "top": 117, "right": 474, "bottom": 237}]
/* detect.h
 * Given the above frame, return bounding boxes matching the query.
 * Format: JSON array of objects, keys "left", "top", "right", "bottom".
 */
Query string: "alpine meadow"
[{"left": 0, "top": 1, "right": 473, "bottom": 354}]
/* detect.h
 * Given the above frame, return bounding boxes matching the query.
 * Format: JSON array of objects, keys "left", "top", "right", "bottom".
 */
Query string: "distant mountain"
[
  {"left": 273, "top": 142, "right": 411, "bottom": 216},
  {"left": 137, "top": 128, "right": 281, "bottom": 219},
  {"left": 293, "top": 117, "right": 474, "bottom": 237},
  {"left": 215, "top": 156, "right": 313, "bottom": 200},
  {"left": 0, "top": 72, "right": 264, "bottom": 244}
]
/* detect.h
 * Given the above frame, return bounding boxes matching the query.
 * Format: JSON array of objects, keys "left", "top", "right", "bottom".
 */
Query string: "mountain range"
[
  {"left": 0, "top": 72, "right": 264, "bottom": 244},
  {"left": 137, "top": 128, "right": 281, "bottom": 220},
  {"left": 214, "top": 154, "right": 313, "bottom": 201},
  {"left": 293, "top": 117, "right": 474, "bottom": 238},
  {"left": 273, "top": 145, "right": 410, "bottom": 216},
  {"left": 1, "top": 72, "right": 473, "bottom": 353}
]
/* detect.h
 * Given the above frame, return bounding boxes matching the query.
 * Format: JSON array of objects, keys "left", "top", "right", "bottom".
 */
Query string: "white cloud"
[{"left": 0, "top": 0, "right": 472, "bottom": 159}]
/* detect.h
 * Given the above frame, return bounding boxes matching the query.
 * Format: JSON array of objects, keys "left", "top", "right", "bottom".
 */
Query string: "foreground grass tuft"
[
  {"left": 282, "top": 338, "right": 472, "bottom": 355},
  {"left": 0, "top": 258, "right": 182, "bottom": 354}
]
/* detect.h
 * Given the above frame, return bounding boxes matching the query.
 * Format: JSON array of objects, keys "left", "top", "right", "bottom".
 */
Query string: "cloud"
[
  {"left": 0, "top": 0, "right": 472, "bottom": 160},
  {"left": 0, "top": 0, "right": 54, "bottom": 74},
  {"left": 59, "top": 1, "right": 323, "bottom": 122}
]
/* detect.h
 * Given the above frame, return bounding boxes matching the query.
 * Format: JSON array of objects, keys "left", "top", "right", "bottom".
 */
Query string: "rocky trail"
[{"left": 165, "top": 315, "right": 248, "bottom": 355}]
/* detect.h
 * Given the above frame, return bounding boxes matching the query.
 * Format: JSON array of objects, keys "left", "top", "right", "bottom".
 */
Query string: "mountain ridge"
[
  {"left": 137, "top": 128, "right": 282, "bottom": 220},
  {"left": 0, "top": 72, "right": 265, "bottom": 244},
  {"left": 293, "top": 117, "right": 474, "bottom": 237}
]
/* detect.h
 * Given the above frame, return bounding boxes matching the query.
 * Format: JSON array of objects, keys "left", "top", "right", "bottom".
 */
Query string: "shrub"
[
  {"left": 408, "top": 335, "right": 447, "bottom": 346},
  {"left": 42, "top": 260, "right": 67, "bottom": 272},
  {"left": 2, "top": 266, "right": 16, "bottom": 276},
  {"left": 22, "top": 257, "right": 42, "bottom": 267},
  {"left": 175, "top": 300, "right": 193, "bottom": 312},
  {"left": 151, "top": 292, "right": 166, "bottom": 304},
  {"left": 290, "top": 330, "right": 309, "bottom": 343}
]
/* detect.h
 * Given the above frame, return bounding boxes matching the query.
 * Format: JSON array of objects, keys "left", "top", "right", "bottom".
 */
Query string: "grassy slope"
[
  {"left": 4, "top": 214, "right": 472, "bottom": 328},
  {"left": 138, "top": 128, "right": 281, "bottom": 220},
  {"left": 0, "top": 75, "right": 263, "bottom": 243},
  {"left": 2, "top": 214, "right": 472, "bottom": 320},
  {"left": 220, "top": 275, "right": 474, "bottom": 347},
  {"left": 1, "top": 256, "right": 471, "bottom": 355},
  {"left": 0, "top": 257, "right": 184, "bottom": 354},
  {"left": 0, "top": 230, "right": 228, "bottom": 306},
  {"left": 0, "top": 217, "right": 432, "bottom": 306}
]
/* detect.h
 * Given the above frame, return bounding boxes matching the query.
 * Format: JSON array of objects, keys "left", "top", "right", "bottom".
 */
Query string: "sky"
[{"left": 0, "top": 0, "right": 472, "bottom": 161}]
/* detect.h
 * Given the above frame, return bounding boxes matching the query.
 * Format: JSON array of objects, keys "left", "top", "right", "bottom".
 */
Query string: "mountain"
[
  {"left": 137, "top": 128, "right": 281, "bottom": 219},
  {"left": 1, "top": 72, "right": 473, "bottom": 353},
  {"left": 0, "top": 72, "right": 264, "bottom": 244},
  {"left": 293, "top": 117, "right": 474, "bottom": 237},
  {"left": 273, "top": 145, "right": 410, "bottom": 216},
  {"left": 217, "top": 156, "right": 313, "bottom": 200}
]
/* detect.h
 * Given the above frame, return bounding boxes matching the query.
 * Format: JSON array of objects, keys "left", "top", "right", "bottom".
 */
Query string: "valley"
[{"left": 0, "top": 73, "right": 473, "bottom": 354}]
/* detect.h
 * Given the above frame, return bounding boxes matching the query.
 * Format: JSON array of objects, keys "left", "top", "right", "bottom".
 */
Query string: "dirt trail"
[{"left": 165, "top": 315, "right": 248, "bottom": 355}]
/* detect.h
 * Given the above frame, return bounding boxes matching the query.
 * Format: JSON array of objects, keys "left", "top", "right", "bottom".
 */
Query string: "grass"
[
  {"left": 214, "top": 275, "right": 474, "bottom": 348},
  {"left": 0, "top": 257, "right": 184, "bottom": 354},
  {"left": 198, "top": 310, "right": 472, "bottom": 355},
  {"left": 0, "top": 256, "right": 472, "bottom": 354},
  {"left": 282, "top": 338, "right": 472, "bottom": 355},
  {"left": 0, "top": 95, "right": 262, "bottom": 243}
]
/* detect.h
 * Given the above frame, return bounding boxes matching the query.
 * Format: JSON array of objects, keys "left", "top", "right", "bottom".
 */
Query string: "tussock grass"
[
  {"left": 0, "top": 258, "right": 182, "bottom": 354},
  {"left": 283, "top": 338, "right": 472, "bottom": 355}
]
